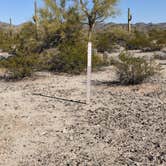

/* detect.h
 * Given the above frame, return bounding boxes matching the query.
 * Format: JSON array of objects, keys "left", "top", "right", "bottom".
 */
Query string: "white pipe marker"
[{"left": 87, "top": 42, "right": 92, "bottom": 104}]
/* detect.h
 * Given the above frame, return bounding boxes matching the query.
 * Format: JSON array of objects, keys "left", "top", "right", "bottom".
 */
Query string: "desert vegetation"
[
  {"left": 114, "top": 52, "right": 160, "bottom": 85},
  {"left": 95, "top": 27, "right": 166, "bottom": 52},
  {"left": 0, "top": 0, "right": 165, "bottom": 82},
  {"left": 0, "top": 0, "right": 166, "bottom": 165},
  {"left": 0, "top": 0, "right": 111, "bottom": 79}
]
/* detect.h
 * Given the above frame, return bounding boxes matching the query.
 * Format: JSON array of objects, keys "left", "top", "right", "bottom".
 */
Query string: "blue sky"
[{"left": 0, "top": 0, "right": 165, "bottom": 25}]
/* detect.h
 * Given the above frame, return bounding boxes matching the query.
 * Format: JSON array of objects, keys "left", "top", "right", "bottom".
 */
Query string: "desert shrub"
[
  {"left": 37, "top": 48, "right": 59, "bottom": 70},
  {"left": 92, "top": 53, "right": 105, "bottom": 69},
  {"left": 95, "top": 28, "right": 130, "bottom": 53},
  {"left": 126, "top": 31, "right": 153, "bottom": 50},
  {"left": 16, "top": 38, "right": 44, "bottom": 54},
  {"left": 0, "top": 22, "right": 46, "bottom": 80},
  {"left": 149, "top": 29, "right": 166, "bottom": 47},
  {"left": 114, "top": 52, "right": 159, "bottom": 85},
  {"left": 49, "top": 40, "right": 86, "bottom": 74},
  {"left": 0, "top": 22, "right": 43, "bottom": 54},
  {"left": 95, "top": 32, "right": 114, "bottom": 52},
  {"left": 14, "top": 22, "right": 45, "bottom": 54},
  {"left": 48, "top": 40, "right": 104, "bottom": 74},
  {"left": 0, "top": 30, "right": 16, "bottom": 52},
  {"left": 1, "top": 53, "right": 39, "bottom": 80},
  {"left": 95, "top": 29, "right": 163, "bottom": 53}
]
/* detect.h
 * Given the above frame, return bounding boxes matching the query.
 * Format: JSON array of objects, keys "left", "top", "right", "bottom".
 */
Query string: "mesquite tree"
[{"left": 79, "top": 0, "right": 119, "bottom": 103}]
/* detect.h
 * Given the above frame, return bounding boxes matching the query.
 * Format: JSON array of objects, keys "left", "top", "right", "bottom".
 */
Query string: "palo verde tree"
[
  {"left": 38, "top": 0, "right": 79, "bottom": 47},
  {"left": 38, "top": 0, "right": 88, "bottom": 72},
  {"left": 79, "top": 0, "right": 119, "bottom": 103},
  {"left": 79, "top": 0, "right": 119, "bottom": 41}
]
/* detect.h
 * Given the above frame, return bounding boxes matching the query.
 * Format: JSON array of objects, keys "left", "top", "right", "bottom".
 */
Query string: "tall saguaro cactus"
[
  {"left": 128, "top": 8, "right": 132, "bottom": 32},
  {"left": 9, "top": 18, "right": 13, "bottom": 36},
  {"left": 33, "top": 0, "right": 39, "bottom": 39}
]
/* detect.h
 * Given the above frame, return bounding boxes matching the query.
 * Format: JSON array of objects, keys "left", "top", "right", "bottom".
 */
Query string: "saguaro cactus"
[
  {"left": 128, "top": 8, "right": 132, "bottom": 32},
  {"left": 9, "top": 18, "right": 13, "bottom": 36},
  {"left": 33, "top": 0, "right": 38, "bottom": 39}
]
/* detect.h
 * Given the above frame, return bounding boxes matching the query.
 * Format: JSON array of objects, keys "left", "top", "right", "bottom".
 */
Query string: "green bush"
[
  {"left": 92, "top": 53, "right": 105, "bottom": 69},
  {"left": 49, "top": 41, "right": 86, "bottom": 74},
  {"left": 126, "top": 30, "right": 162, "bottom": 51},
  {"left": 149, "top": 29, "right": 166, "bottom": 47},
  {"left": 0, "top": 53, "right": 39, "bottom": 80},
  {"left": 95, "top": 28, "right": 130, "bottom": 53},
  {"left": 126, "top": 31, "right": 150, "bottom": 50},
  {"left": 114, "top": 52, "right": 159, "bottom": 85},
  {"left": 48, "top": 41, "right": 104, "bottom": 74},
  {"left": 0, "top": 31, "right": 15, "bottom": 52}
]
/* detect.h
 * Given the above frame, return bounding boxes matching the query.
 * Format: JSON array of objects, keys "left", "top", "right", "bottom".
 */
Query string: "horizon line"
[{"left": 0, "top": 20, "right": 166, "bottom": 26}]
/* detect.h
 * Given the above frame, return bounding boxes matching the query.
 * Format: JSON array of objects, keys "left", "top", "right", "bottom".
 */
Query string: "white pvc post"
[{"left": 87, "top": 42, "right": 92, "bottom": 104}]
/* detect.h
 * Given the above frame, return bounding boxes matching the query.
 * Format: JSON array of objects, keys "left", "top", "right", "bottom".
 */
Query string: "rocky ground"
[{"left": 0, "top": 64, "right": 166, "bottom": 166}]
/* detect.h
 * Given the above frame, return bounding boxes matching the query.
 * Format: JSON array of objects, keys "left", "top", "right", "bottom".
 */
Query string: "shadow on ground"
[{"left": 91, "top": 80, "right": 121, "bottom": 86}]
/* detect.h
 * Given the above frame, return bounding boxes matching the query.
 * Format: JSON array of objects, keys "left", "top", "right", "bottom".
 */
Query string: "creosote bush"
[
  {"left": 114, "top": 52, "right": 159, "bottom": 85},
  {"left": 95, "top": 28, "right": 130, "bottom": 53},
  {"left": 49, "top": 42, "right": 87, "bottom": 74},
  {"left": 49, "top": 41, "right": 103, "bottom": 74},
  {"left": 0, "top": 53, "right": 39, "bottom": 80},
  {"left": 149, "top": 29, "right": 166, "bottom": 47},
  {"left": 126, "top": 30, "right": 161, "bottom": 51}
]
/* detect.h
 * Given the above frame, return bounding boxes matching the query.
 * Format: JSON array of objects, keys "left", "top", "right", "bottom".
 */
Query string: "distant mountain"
[
  {"left": 134, "top": 22, "right": 166, "bottom": 31},
  {"left": 96, "top": 22, "right": 166, "bottom": 32},
  {"left": 0, "top": 20, "right": 166, "bottom": 32}
]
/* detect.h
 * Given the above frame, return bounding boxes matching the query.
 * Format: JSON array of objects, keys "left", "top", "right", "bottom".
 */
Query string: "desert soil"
[{"left": 0, "top": 66, "right": 166, "bottom": 166}]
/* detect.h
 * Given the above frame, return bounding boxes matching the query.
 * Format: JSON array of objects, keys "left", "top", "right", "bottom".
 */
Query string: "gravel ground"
[{"left": 0, "top": 65, "right": 165, "bottom": 166}]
